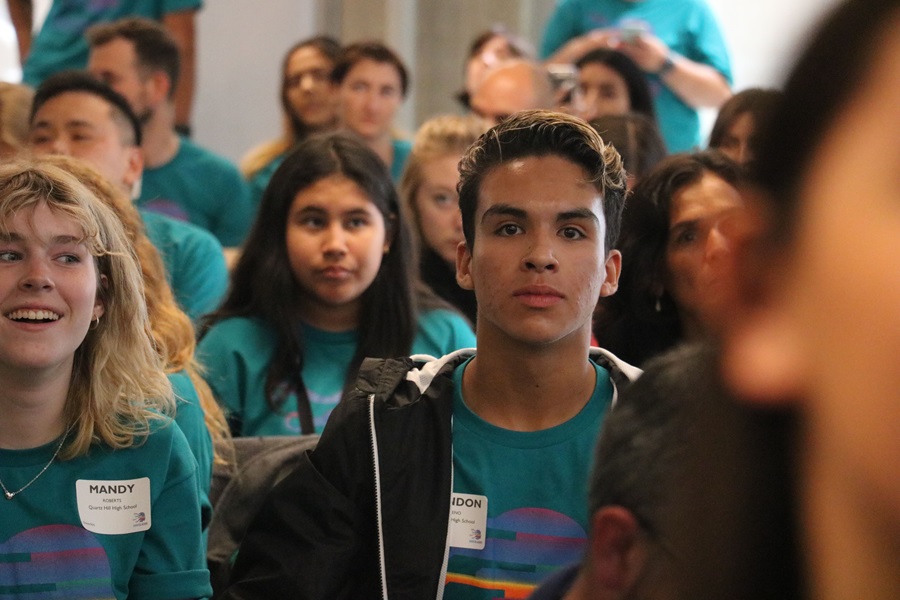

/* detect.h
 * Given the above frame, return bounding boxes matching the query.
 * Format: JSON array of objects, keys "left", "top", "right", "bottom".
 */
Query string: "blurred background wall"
[{"left": 1, "top": 0, "right": 842, "bottom": 162}]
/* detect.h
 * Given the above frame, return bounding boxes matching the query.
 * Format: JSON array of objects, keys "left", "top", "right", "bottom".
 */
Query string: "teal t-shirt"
[
  {"left": 22, "top": 0, "right": 202, "bottom": 87},
  {"left": 198, "top": 309, "right": 476, "bottom": 436},
  {"left": 391, "top": 137, "right": 412, "bottom": 182},
  {"left": 0, "top": 423, "right": 211, "bottom": 599},
  {"left": 168, "top": 371, "right": 212, "bottom": 509},
  {"left": 140, "top": 210, "right": 227, "bottom": 323},
  {"left": 246, "top": 153, "right": 286, "bottom": 212},
  {"left": 443, "top": 357, "right": 612, "bottom": 599},
  {"left": 540, "top": 0, "right": 732, "bottom": 152},
  {"left": 138, "top": 138, "right": 254, "bottom": 247}
]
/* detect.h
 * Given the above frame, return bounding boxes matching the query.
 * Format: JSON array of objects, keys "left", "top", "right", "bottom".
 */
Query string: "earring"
[
  {"left": 655, "top": 296, "right": 662, "bottom": 312},
  {"left": 90, "top": 315, "right": 101, "bottom": 330}
]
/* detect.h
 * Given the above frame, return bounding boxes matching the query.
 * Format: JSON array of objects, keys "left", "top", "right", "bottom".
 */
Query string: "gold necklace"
[{"left": 0, "top": 427, "right": 70, "bottom": 500}]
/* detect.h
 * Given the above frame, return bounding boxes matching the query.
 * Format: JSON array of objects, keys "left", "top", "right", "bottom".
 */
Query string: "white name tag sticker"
[
  {"left": 76, "top": 478, "right": 151, "bottom": 535},
  {"left": 448, "top": 493, "right": 488, "bottom": 550}
]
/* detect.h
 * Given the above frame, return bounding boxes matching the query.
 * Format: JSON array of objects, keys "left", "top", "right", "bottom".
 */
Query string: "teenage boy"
[{"left": 222, "top": 110, "right": 640, "bottom": 599}]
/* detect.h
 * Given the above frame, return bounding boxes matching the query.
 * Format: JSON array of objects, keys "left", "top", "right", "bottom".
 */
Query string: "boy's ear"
[
  {"left": 456, "top": 241, "right": 474, "bottom": 291},
  {"left": 599, "top": 249, "right": 622, "bottom": 298},
  {"left": 588, "top": 506, "right": 647, "bottom": 591}
]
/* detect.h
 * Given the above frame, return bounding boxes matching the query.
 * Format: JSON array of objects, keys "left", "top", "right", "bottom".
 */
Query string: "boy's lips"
[{"left": 513, "top": 285, "right": 564, "bottom": 308}]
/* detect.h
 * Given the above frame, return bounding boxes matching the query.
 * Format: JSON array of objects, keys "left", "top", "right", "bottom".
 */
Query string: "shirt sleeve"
[
  {"left": 684, "top": 2, "right": 733, "bottom": 82},
  {"left": 212, "top": 169, "right": 255, "bottom": 247},
  {"left": 198, "top": 324, "right": 245, "bottom": 431},
  {"left": 412, "top": 309, "right": 477, "bottom": 358},
  {"left": 540, "top": 0, "right": 584, "bottom": 59}
]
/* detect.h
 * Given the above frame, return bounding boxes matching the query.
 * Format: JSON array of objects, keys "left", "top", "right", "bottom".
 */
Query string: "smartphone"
[{"left": 619, "top": 18, "right": 650, "bottom": 43}]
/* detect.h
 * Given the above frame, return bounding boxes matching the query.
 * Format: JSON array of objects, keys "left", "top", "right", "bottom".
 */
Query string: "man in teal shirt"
[{"left": 87, "top": 17, "right": 253, "bottom": 247}]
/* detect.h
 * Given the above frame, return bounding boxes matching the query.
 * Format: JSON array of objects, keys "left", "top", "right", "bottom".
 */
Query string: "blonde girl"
[{"left": 0, "top": 158, "right": 210, "bottom": 599}]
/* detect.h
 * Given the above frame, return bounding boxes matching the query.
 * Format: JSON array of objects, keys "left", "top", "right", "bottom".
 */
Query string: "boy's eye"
[
  {"left": 560, "top": 227, "right": 585, "bottom": 240},
  {"left": 496, "top": 223, "right": 523, "bottom": 236},
  {"left": 0, "top": 250, "right": 21, "bottom": 262}
]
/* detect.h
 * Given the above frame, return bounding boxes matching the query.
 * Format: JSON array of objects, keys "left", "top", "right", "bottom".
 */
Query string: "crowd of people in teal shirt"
[{"left": 6, "top": 1, "right": 896, "bottom": 600}]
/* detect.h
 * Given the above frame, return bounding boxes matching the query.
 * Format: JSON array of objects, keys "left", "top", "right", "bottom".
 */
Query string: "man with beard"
[{"left": 87, "top": 17, "right": 253, "bottom": 248}]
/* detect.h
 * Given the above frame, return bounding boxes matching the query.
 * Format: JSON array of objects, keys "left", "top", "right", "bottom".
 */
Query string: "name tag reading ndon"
[
  {"left": 76, "top": 478, "right": 151, "bottom": 535},
  {"left": 448, "top": 493, "right": 487, "bottom": 550}
]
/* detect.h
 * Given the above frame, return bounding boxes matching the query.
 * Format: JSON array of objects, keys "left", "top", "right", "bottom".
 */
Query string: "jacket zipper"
[{"left": 369, "top": 393, "right": 389, "bottom": 599}]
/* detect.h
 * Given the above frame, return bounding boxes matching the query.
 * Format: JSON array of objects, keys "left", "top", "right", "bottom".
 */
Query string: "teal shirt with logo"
[{"left": 444, "top": 357, "right": 612, "bottom": 599}]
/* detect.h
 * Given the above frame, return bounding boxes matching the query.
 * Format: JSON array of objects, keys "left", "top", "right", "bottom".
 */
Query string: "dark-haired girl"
[{"left": 200, "top": 133, "right": 474, "bottom": 435}]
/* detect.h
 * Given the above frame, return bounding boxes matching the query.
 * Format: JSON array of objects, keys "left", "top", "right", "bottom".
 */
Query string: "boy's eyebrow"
[
  {"left": 481, "top": 204, "right": 600, "bottom": 225},
  {"left": 481, "top": 203, "right": 527, "bottom": 223},
  {"left": 557, "top": 208, "right": 599, "bottom": 225}
]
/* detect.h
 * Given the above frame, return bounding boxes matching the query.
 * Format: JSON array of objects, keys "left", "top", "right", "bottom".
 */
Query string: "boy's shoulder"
[
  {"left": 354, "top": 349, "right": 475, "bottom": 410},
  {"left": 590, "top": 347, "right": 642, "bottom": 382}
]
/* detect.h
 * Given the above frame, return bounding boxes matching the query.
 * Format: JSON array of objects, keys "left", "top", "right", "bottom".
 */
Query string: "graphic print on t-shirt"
[
  {"left": 140, "top": 198, "right": 190, "bottom": 223},
  {"left": 445, "top": 507, "right": 587, "bottom": 599},
  {"left": 0, "top": 524, "right": 115, "bottom": 598}
]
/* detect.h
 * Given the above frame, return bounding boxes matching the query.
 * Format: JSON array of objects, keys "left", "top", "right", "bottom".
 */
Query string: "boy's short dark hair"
[
  {"left": 87, "top": 17, "right": 181, "bottom": 97},
  {"left": 330, "top": 41, "right": 409, "bottom": 97},
  {"left": 31, "top": 70, "right": 143, "bottom": 147},
  {"left": 457, "top": 109, "right": 626, "bottom": 253}
]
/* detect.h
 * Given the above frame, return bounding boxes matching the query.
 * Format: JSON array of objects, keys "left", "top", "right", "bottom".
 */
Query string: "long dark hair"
[
  {"left": 575, "top": 48, "right": 657, "bottom": 121},
  {"left": 204, "top": 133, "right": 418, "bottom": 412},
  {"left": 708, "top": 87, "right": 781, "bottom": 151},
  {"left": 594, "top": 151, "right": 740, "bottom": 366},
  {"left": 589, "top": 112, "right": 667, "bottom": 183},
  {"left": 281, "top": 36, "right": 341, "bottom": 139}
]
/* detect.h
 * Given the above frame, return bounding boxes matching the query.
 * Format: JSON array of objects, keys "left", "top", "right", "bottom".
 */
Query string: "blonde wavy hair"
[
  {"left": 43, "top": 155, "right": 233, "bottom": 465},
  {"left": 0, "top": 82, "right": 34, "bottom": 154},
  {"left": 398, "top": 114, "right": 488, "bottom": 249},
  {"left": 0, "top": 157, "right": 171, "bottom": 459}
]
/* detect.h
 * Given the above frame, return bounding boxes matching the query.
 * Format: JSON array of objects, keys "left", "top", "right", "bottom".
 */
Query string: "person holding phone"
[{"left": 541, "top": 0, "right": 733, "bottom": 152}]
